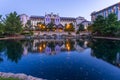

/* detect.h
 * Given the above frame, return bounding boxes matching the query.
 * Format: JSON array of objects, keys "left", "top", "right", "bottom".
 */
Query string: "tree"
[
  {"left": 24, "top": 20, "right": 32, "bottom": 30},
  {"left": 93, "top": 15, "right": 105, "bottom": 35},
  {"left": 4, "top": 12, "right": 23, "bottom": 35},
  {"left": 104, "top": 13, "right": 119, "bottom": 36},
  {"left": 115, "top": 21, "right": 120, "bottom": 37},
  {"left": 78, "top": 24, "right": 84, "bottom": 32},
  {"left": 37, "top": 22, "right": 46, "bottom": 31},
  {"left": 91, "top": 13, "right": 120, "bottom": 36},
  {"left": 47, "top": 22, "right": 54, "bottom": 31},
  {"left": 0, "top": 15, "right": 5, "bottom": 36},
  {"left": 87, "top": 25, "right": 93, "bottom": 32}
]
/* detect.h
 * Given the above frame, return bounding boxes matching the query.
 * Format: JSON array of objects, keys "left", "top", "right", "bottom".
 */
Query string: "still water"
[{"left": 0, "top": 39, "right": 120, "bottom": 80}]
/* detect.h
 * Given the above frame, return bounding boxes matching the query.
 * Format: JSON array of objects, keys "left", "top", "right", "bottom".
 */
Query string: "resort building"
[
  {"left": 91, "top": 2, "right": 120, "bottom": 21},
  {"left": 20, "top": 13, "right": 90, "bottom": 31},
  {"left": 30, "top": 13, "right": 77, "bottom": 30},
  {"left": 20, "top": 14, "right": 29, "bottom": 27}
]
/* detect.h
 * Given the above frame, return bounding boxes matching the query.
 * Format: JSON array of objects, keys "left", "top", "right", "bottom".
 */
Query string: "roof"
[
  {"left": 60, "top": 17, "right": 76, "bottom": 21},
  {"left": 81, "top": 20, "right": 90, "bottom": 23},
  {"left": 91, "top": 2, "right": 120, "bottom": 15},
  {"left": 20, "top": 14, "right": 28, "bottom": 17},
  {"left": 30, "top": 15, "right": 76, "bottom": 21},
  {"left": 30, "top": 16, "right": 45, "bottom": 19}
]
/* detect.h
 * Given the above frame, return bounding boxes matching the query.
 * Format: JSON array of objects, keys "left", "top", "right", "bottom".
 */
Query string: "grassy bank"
[{"left": 0, "top": 77, "right": 19, "bottom": 80}]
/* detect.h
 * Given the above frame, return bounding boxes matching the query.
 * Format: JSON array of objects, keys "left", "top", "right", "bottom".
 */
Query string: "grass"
[{"left": 0, "top": 77, "right": 20, "bottom": 80}]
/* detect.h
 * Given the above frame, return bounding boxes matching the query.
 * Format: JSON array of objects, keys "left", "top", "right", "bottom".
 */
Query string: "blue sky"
[{"left": 0, "top": 0, "right": 119, "bottom": 20}]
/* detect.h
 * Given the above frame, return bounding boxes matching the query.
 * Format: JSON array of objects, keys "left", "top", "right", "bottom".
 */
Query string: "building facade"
[
  {"left": 91, "top": 2, "right": 120, "bottom": 21},
  {"left": 20, "top": 14, "right": 29, "bottom": 27},
  {"left": 20, "top": 13, "right": 90, "bottom": 31}
]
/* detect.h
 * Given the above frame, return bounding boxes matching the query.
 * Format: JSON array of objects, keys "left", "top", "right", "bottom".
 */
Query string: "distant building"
[
  {"left": 91, "top": 2, "right": 120, "bottom": 22},
  {"left": 20, "top": 12, "right": 90, "bottom": 31},
  {"left": 81, "top": 20, "right": 91, "bottom": 30},
  {"left": 20, "top": 14, "right": 29, "bottom": 27},
  {"left": 30, "top": 13, "right": 77, "bottom": 30}
]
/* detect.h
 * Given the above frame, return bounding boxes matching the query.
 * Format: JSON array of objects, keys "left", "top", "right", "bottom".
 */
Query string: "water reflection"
[
  {"left": 1, "top": 39, "right": 120, "bottom": 80},
  {"left": 1, "top": 39, "right": 120, "bottom": 68},
  {"left": 0, "top": 39, "right": 88, "bottom": 63},
  {"left": 30, "top": 39, "right": 88, "bottom": 55},
  {"left": 88, "top": 39, "right": 120, "bottom": 68}
]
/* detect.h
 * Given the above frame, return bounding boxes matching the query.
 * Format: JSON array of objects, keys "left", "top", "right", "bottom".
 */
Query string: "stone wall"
[{"left": 0, "top": 72, "right": 46, "bottom": 80}]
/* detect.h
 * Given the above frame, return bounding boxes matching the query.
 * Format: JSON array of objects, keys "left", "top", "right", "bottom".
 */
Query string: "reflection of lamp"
[
  {"left": 84, "top": 41, "right": 88, "bottom": 45},
  {"left": 66, "top": 42, "right": 71, "bottom": 51},
  {"left": 84, "top": 41, "right": 88, "bottom": 48},
  {"left": 67, "top": 46, "right": 70, "bottom": 51},
  {"left": 43, "top": 44, "right": 46, "bottom": 48},
  {"left": 39, "top": 46, "right": 42, "bottom": 50},
  {"left": 39, "top": 45, "right": 43, "bottom": 52}
]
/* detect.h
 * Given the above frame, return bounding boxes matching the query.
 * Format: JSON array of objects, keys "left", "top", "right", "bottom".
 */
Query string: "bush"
[{"left": 21, "top": 31, "right": 33, "bottom": 36}]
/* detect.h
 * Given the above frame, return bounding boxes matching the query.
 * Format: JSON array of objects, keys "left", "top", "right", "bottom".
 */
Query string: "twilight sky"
[{"left": 0, "top": 0, "right": 120, "bottom": 20}]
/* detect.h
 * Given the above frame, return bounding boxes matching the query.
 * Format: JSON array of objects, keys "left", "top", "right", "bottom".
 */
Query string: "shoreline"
[
  {"left": 93, "top": 36, "right": 120, "bottom": 40},
  {"left": 0, "top": 36, "right": 25, "bottom": 40},
  {"left": 1, "top": 36, "right": 120, "bottom": 41},
  {"left": 0, "top": 72, "right": 45, "bottom": 80}
]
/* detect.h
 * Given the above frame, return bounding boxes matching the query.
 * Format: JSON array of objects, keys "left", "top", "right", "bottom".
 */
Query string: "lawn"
[{"left": 0, "top": 77, "right": 20, "bottom": 80}]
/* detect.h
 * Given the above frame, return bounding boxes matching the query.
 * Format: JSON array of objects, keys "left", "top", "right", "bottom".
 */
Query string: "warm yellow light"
[
  {"left": 66, "top": 24, "right": 70, "bottom": 29},
  {"left": 59, "top": 29, "right": 63, "bottom": 32},
  {"left": 43, "top": 44, "right": 46, "bottom": 48},
  {"left": 39, "top": 46, "right": 42, "bottom": 51},
  {"left": 66, "top": 44, "right": 69, "bottom": 47},
  {"left": 67, "top": 46, "right": 70, "bottom": 51},
  {"left": 66, "top": 43, "right": 71, "bottom": 51},
  {"left": 42, "top": 26, "right": 45, "bottom": 29}
]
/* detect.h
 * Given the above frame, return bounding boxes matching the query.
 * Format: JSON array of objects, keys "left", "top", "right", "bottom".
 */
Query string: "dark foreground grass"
[{"left": 0, "top": 77, "right": 20, "bottom": 80}]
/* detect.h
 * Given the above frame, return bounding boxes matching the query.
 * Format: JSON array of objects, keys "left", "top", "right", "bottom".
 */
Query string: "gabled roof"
[
  {"left": 60, "top": 17, "right": 76, "bottom": 21},
  {"left": 30, "top": 16, "right": 45, "bottom": 19}
]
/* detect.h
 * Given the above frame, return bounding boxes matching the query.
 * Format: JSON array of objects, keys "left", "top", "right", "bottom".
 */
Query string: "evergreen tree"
[{"left": 4, "top": 12, "right": 23, "bottom": 35}]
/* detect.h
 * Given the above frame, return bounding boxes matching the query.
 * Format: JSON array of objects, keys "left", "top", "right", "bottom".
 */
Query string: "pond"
[{"left": 0, "top": 39, "right": 120, "bottom": 80}]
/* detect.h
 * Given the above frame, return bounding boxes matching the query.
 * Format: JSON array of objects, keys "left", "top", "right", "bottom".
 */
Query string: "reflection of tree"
[
  {"left": 76, "top": 40, "right": 84, "bottom": 47},
  {"left": 0, "top": 41, "right": 5, "bottom": 63},
  {"left": 5, "top": 41, "right": 23, "bottom": 63},
  {"left": 0, "top": 41, "right": 6, "bottom": 52},
  {"left": 0, "top": 56, "right": 3, "bottom": 62},
  {"left": 88, "top": 39, "right": 120, "bottom": 65},
  {"left": 48, "top": 42, "right": 55, "bottom": 51}
]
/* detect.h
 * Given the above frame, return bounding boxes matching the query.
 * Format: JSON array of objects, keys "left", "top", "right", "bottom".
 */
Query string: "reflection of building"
[
  {"left": 30, "top": 39, "right": 88, "bottom": 54},
  {"left": 91, "top": 2, "right": 120, "bottom": 21},
  {"left": 116, "top": 52, "right": 120, "bottom": 66},
  {"left": 20, "top": 12, "right": 90, "bottom": 30}
]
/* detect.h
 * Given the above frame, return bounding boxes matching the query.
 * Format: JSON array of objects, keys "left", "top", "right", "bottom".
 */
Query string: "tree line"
[
  {"left": 0, "top": 11, "right": 87, "bottom": 37},
  {"left": 0, "top": 12, "right": 23, "bottom": 37},
  {"left": 88, "top": 13, "right": 120, "bottom": 37}
]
